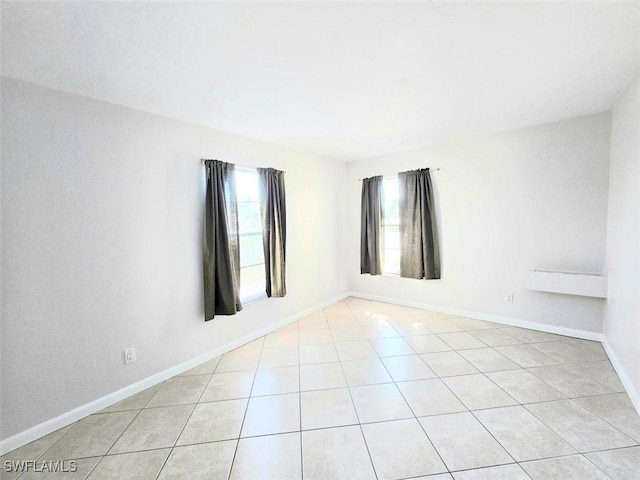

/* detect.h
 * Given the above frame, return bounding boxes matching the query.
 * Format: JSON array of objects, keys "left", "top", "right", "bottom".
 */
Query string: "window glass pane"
[
  {"left": 384, "top": 201, "right": 399, "bottom": 224},
  {"left": 384, "top": 249, "right": 401, "bottom": 275},
  {"left": 236, "top": 169, "right": 260, "bottom": 202},
  {"left": 238, "top": 202, "right": 262, "bottom": 234},
  {"left": 240, "top": 264, "right": 266, "bottom": 300},
  {"left": 239, "top": 234, "right": 264, "bottom": 268},
  {"left": 382, "top": 176, "right": 401, "bottom": 275},
  {"left": 384, "top": 226, "right": 400, "bottom": 249},
  {"left": 383, "top": 177, "right": 398, "bottom": 202}
]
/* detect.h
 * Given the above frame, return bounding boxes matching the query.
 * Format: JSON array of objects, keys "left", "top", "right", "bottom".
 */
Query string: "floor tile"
[
  {"left": 350, "top": 383, "right": 413, "bottom": 423},
  {"left": 586, "top": 446, "right": 640, "bottom": 480},
  {"left": 529, "top": 340, "right": 607, "bottom": 363},
  {"left": 252, "top": 365, "right": 299, "bottom": 396},
  {"left": 405, "top": 335, "right": 452, "bottom": 354},
  {"left": 259, "top": 346, "right": 299, "bottom": 368},
  {"left": 442, "top": 374, "right": 517, "bottom": 410},
  {"left": 500, "top": 327, "right": 564, "bottom": 344},
  {"left": 300, "top": 362, "right": 347, "bottom": 391},
  {"left": 361, "top": 324, "right": 400, "bottom": 339},
  {"left": 327, "top": 314, "right": 359, "bottom": 328},
  {"left": 301, "top": 388, "right": 358, "bottom": 430},
  {"left": 17, "top": 457, "right": 101, "bottom": 480},
  {"left": 146, "top": 375, "right": 210, "bottom": 407},
  {"left": 452, "top": 463, "right": 530, "bottom": 479},
  {"left": 179, "top": 356, "right": 221, "bottom": 376},
  {"left": 100, "top": 385, "right": 161, "bottom": 413},
  {"left": 450, "top": 317, "right": 494, "bottom": 331},
  {"left": 0, "top": 427, "right": 74, "bottom": 480},
  {"left": 264, "top": 331, "right": 298, "bottom": 349},
  {"left": 437, "top": 332, "right": 487, "bottom": 350},
  {"left": 335, "top": 341, "right": 378, "bottom": 361},
  {"left": 302, "top": 426, "right": 376, "bottom": 480},
  {"left": 574, "top": 393, "right": 640, "bottom": 442},
  {"left": 397, "top": 379, "right": 466, "bottom": 417},
  {"left": 525, "top": 399, "right": 637, "bottom": 452},
  {"left": 521, "top": 455, "right": 611, "bottom": 480},
  {"left": 486, "top": 369, "right": 565, "bottom": 403},
  {"left": 474, "top": 405, "right": 576, "bottom": 461},
  {"left": 41, "top": 411, "right": 137, "bottom": 460},
  {"left": 216, "top": 348, "right": 261, "bottom": 373},
  {"left": 299, "top": 343, "right": 339, "bottom": 365},
  {"left": 199, "top": 371, "right": 254, "bottom": 402},
  {"left": 342, "top": 358, "right": 392, "bottom": 386},
  {"left": 411, "top": 474, "right": 453, "bottom": 480},
  {"left": 421, "top": 352, "right": 480, "bottom": 377},
  {"left": 89, "top": 450, "right": 169, "bottom": 480},
  {"left": 563, "top": 361, "right": 625, "bottom": 392},
  {"left": 299, "top": 328, "right": 334, "bottom": 345},
  {"left": 528, "top": 364, "right": 617, "bottom": 397},
  {"left": 390, "top": 321, "right": 432, "bottom": 337},
  {"left": 493, "top": 344, "right": 558, "bottom": 368},
  {"left": 111, "top": 405, "right": 193, "bottom": 453},
  {"left": 362, "top": 419, "right": 447, "bottom": 480},
  {"left": 324, "top": 303, "right": 352, "bottom": 316},
  {"left": 157, "top": 440, "right": 236, "bottom": 480},
  {"left": 370, "top": 337, "right": 415, "bottom": 357},
  {"left": 298, "top": 315, "right": 328, "bottom": 330},
  {"left": 381, "top": 354, "right": 437, "bottom": 381},
  {"left": 420, "top": 412, "right": 513, "bottom": 471},
  {"left": 230, "top": 433, "right": 301, "bottom": 480},
  {"left": 458, "top": 348, "right": 520, "bottom": 372},
  {"left": 467, "top": 329, "right": 521, "bottom": 347},
  {"left": 177, "top": 399, "right": 246, "bottom": 445},
  {"left": 421, "top": 318, "right": 464, "bottom": 333},
  {"left": 241, "top": 393, "right": 300, "bottom": 437},
  {"left": 331, "top": 326, "right": 368, "bottom": 342}
]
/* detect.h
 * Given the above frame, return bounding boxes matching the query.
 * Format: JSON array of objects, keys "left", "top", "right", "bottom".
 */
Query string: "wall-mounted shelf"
[{"left": 524, "top": 269, "right": 607, "bottom": 298}]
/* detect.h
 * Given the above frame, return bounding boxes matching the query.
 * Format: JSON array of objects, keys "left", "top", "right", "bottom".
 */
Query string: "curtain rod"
[
  {"left": 358, "top": 168, "right": 440, "bottom": 181},
  {"left": 201, "top": 158, "right": 286, "bottom": 173}
]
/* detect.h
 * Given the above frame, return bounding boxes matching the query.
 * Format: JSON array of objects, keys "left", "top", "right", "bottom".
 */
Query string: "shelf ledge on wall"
[{"left": 524, "top": 269, "right": 607, "bottom": 298}]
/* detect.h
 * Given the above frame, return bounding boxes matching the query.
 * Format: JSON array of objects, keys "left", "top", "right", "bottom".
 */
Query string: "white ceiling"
[{"left": 2, "top": 1, "right": 639, "bottom": 161}]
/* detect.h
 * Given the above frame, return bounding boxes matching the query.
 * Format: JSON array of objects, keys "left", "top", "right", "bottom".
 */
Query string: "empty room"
[{"left": 1, "top": 1, "right": 639, "bottom": 479}]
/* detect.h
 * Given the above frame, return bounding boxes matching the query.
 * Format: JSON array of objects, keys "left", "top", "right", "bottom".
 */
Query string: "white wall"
[
  {"left": 347, "top": 113, "right": 611, "bottom": 333},
  {"left": 0, "top": 77, "right": 347, "bottom": 441},
  {"left": 604, "top": 75, "right": 640, "bottom": 405}
]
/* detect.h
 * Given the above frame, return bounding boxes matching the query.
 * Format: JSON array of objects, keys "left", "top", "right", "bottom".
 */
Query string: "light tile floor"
[{"left": 3, "top": 298, "right": 640, "bottom": 479}]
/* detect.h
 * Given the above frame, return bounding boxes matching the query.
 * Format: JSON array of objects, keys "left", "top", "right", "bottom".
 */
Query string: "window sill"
[{"left": 241, "top": 293, "right": 268, "bottom": 306}]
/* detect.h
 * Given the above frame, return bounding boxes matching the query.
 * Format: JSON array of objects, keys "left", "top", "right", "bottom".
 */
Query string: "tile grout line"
[
  {"left": 297, "top": 310, "right": 304, "bottom": 479},
  {"left": 225, "top": 337, "right": 266, "bottom": 480},
  {"left": 8, "top": 299, "right": 638, "bottom": 479},
  {"left": 340, "top": 301, "right": 380, "bottom": 480},
  {"left": 153, "top": 365, "right": 218, "bottom": 479}
]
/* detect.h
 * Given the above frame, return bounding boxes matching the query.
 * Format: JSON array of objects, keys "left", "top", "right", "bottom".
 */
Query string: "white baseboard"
[
  {"left": 347, "top": 291, "right": 604, "bottom": 342},
  {"left": 0, "top": 292, "right": 349, "bottom": 456},
  {"left": 601, "top": 338, "right": 640, "bottom": 416}
]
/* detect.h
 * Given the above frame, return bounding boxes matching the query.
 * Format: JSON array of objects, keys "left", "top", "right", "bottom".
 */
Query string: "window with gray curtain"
[
  {"left": 398, "top": 168, "right": 441, "bottom": 279},
  {"left": 258, "top": 168, "right": 287, "bottom": 297},
  {"left": 203, "top": 159, "right": 242, "bottom": 321},
  {"left": 360, "top": 175, "right": 383, "bottom": 275}
]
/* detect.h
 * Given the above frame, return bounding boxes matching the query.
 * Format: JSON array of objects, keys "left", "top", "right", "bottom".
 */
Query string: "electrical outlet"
[
  {"left": 124, "top": 347, "right": 136, "bottom": 364},
  {"left": 506, "top": 293, "right": 514, "bottom": 304}
]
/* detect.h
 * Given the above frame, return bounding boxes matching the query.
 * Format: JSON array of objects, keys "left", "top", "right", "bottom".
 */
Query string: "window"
[
  {"left": 382, "top": 176, "right": 401, "bottom": 275},
  {"left": 235, "top": 168, "right": 267, "bottom": 303}
]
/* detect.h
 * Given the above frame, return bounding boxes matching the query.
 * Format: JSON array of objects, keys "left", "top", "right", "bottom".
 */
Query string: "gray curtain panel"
[
  {"left": 361, "top": 175, "right": 384, "bottom": 275},
  {"left": 398, "top": 168, "right": 441, "bottom": 279},
  {"left": 203, "top": 159, "right": 242, "bottom": 320},
  {"left": 258, "top": 168, "right": 287, "bottom": 297}
]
